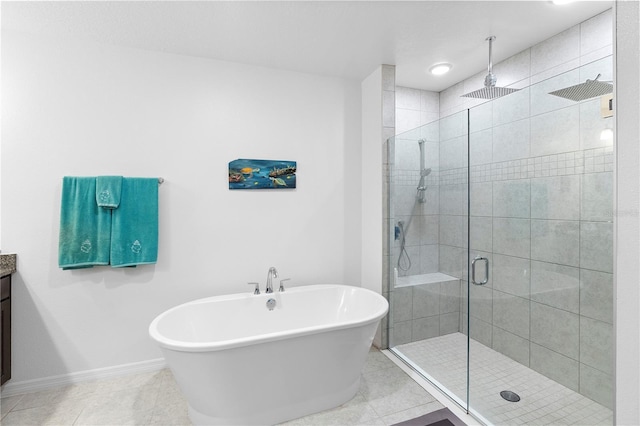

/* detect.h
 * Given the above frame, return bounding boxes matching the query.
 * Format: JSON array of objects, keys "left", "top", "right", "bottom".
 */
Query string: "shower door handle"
[{"left": 471, "top": 257, "right": 489, "bottom": 285}]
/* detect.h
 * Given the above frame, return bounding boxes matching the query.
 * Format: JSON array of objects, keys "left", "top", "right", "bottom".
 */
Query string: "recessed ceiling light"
[{"left": 429, "top": 63, "right": 452, "bottom": 76}]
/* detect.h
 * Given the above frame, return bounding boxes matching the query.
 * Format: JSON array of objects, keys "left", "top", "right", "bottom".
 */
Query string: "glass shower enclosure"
[{"left": 387, "top": 58, "right": 614, "bottom": 425}]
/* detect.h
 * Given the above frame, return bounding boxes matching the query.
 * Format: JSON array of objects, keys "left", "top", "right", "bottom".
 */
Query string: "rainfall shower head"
[
  {"left": 462, "top": 36, "right": 520, "bottom": 100},
  {"left": 463, "top": 85, "right": 520, "bottom": 100},
  {"left": 548, "top": 74, "right": 613, "bottom": 102}
]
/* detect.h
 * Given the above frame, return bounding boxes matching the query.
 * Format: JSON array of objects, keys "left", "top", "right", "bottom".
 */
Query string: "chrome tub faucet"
[{"left": 266, "top": 267, "right": 278, "bottom": 293}]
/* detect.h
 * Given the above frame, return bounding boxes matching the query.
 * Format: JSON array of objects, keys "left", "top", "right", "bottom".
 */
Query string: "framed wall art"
[{"left": 228, "top": 159, "right": 297, "bottom": 190}]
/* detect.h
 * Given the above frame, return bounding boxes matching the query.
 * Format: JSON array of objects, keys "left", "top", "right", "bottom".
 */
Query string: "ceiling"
[{"left": 1, "top": 1, "right": 613, "bottom": 92}]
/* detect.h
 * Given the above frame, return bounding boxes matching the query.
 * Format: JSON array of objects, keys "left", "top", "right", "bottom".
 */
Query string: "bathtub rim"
[{"left": 149, "top": 284, "right": 388, "bottom": 353}]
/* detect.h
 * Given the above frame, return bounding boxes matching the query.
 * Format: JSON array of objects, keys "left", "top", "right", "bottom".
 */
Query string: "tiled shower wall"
[
  {"left": 392, "top": 90, "right": 440, "bottom": 278},
  {"left": 389, "top": 10, "right": 613, "bottom": 409},
  {"left": 389, "top": 88, "right": 450, "bottom": 346},
  {"left": 442, "top": 84, "right": 613, "bottom": 409}
]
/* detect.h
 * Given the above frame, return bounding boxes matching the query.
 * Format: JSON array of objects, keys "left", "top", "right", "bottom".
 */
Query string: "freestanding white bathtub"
[{"left": 149, "top": 284, "right": 388, "bottom": 425}]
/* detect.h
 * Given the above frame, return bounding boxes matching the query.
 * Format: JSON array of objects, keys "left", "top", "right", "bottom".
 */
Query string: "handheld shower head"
[
  {"left": 416, "top": 139, "right": 430, "bottom": 203},
  {"left": 418, "top": 168, "right": 431, "bottom": 189},
  {"left": 416, "top": 167, "right": 431, "bottom": 203}
]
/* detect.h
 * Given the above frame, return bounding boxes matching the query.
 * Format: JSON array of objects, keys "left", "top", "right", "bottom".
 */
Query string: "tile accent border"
[{"left": 436, "top": 146, "right": 613, "bottom": 186}]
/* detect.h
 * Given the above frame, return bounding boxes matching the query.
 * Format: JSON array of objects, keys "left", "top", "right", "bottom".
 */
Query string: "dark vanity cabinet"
[{"left": 1, "top": 274, "right": 11, "bottom": 385}]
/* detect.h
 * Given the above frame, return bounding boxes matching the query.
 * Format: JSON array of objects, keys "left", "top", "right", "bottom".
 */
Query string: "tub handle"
[
  {"left": 248, "top": 282, "right": 260, "bottom": 295},
  {"left": 279, "top": 278, "right": 291, "bottom": 292}
]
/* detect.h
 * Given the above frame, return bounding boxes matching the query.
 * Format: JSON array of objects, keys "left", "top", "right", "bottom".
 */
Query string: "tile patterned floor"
[
  {"left": 0, "top": 349, "right": 446, "bottom": 426},
  {"left": 395, "top": 333, "right": 613, "bottom": 426}
]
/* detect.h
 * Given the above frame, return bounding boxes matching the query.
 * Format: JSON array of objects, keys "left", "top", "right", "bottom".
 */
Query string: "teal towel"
[
  {"left": 110, "top": 178, "right": 158, "bottom": 267},
  {"left": 58, "top": 177, "right": 111, "bottom": 269},
  {"left": 96, "top": 176, "right": 123, "bottom": 209}
]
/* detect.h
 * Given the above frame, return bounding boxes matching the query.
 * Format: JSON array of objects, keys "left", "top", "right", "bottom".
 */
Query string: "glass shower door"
[{"left": 466, "top": 60, "right": 614, "bottom": 425}]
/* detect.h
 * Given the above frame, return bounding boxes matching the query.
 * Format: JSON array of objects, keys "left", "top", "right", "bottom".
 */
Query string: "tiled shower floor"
[{"left": 394, "top": 332, "right": 613, "bottom": 426}]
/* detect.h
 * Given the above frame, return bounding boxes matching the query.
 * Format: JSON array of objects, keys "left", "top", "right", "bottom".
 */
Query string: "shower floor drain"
[{"left": 500, "top": 390, "right": 521, "bottom": 402}]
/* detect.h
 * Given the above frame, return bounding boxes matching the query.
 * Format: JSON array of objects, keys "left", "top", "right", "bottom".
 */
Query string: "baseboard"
[{"left": 0, "top": 358, "right": 167, "bottom": 397}]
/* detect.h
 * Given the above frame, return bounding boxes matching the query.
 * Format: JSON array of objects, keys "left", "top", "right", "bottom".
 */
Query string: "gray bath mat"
[{"left": 392, "top": 407, "right": 467, "bottom": 426}]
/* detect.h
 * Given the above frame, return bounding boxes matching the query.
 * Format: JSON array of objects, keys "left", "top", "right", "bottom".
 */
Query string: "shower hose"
[{"left": 397, "top": 221, "right": 411, "bottom": 272}]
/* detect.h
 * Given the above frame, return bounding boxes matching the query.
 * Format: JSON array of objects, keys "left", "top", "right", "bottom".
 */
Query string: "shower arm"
[{"left": 484, "top": 36, "right": 497, "bottom": 88}]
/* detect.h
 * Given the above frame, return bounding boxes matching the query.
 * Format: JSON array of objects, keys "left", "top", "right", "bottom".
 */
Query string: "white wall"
[
  {"left": 360, "top": 67, "right": 383, "bottom": 297},
  {"left": 1, "top": 31, "right": 362, "bottom": 384},
  {"left": 614, "top": 1, "right": 640, "bottom": 424}
]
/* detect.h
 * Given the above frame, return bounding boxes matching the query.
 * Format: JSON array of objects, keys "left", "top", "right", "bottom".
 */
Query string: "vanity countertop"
[{"left": 0, "top": 254, "right": 17, "bottom": 277}]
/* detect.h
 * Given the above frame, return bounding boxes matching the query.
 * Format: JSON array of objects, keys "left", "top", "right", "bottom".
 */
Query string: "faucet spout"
[{"left": 266, "top": 267, "right": 278, "bottom": 293}]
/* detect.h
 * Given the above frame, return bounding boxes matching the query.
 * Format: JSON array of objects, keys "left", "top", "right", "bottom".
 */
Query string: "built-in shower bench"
[
  {"left": 392, "top": 272, "right": 462, "bottom": 342},
  {"left": 395, "top": 272, "right": 458, "bottom": 288}
]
